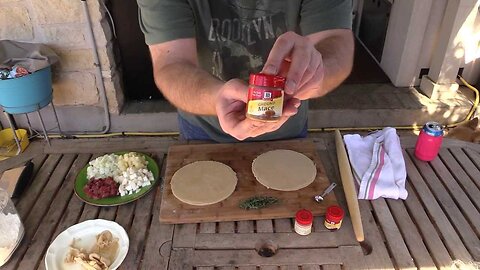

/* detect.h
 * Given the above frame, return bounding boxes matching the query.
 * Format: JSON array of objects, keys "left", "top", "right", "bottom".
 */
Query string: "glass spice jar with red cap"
[
  {"left": 246, "top": 73, "right": 286, "bottom": 122},
  {"left": 324, "top": 205, "right": 344, "bottom": 230},
  {"left": 294, "top": 209, "right": 313, "bottom": 235}
]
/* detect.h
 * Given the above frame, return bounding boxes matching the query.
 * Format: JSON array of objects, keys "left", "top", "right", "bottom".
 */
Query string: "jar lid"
[
  {"left": 249, "top": 73, "right": 286, "bottom": 88},
  {"left": 326, "top": 205, "right": 344, "bottom": 222},
  {"left": 295, "top": 209, "right": 313, "bottom": 225}
]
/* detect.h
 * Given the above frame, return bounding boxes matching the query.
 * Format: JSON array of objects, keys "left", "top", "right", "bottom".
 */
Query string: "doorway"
[{"left": 108, "top": 0, "right": 163, "bottom": 101}]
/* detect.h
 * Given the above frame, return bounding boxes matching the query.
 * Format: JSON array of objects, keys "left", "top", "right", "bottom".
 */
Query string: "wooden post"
[
  {"left": 420, "top": 0, "right": 478, "bottom": 99},
  {"left": 380, "top": 0, "right": 433, "bottom": 87},
  {"left": 457, "top": 1, "right": 480, "bottom": 85}
]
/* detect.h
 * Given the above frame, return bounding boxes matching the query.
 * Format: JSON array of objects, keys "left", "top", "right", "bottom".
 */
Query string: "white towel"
[{"left": 343, "top": 127, "right": 408, "bottom": 200}]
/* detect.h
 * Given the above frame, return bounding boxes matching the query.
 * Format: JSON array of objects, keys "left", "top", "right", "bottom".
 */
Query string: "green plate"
[{"left": 74, "top": 152, "right": 160, "bottom": 206}]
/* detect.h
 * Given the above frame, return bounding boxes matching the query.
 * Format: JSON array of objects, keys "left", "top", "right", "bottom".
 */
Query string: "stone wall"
[{"left": 0, "top": 0, "right": 123, "bottom": 114}]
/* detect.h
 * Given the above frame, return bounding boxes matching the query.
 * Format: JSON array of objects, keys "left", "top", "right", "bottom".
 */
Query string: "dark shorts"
[
  {"left": 178, "top": 115, "right": 308, "bottom": 141},
  {"left": 177, "top": 115, "right": 212, "bottom": 141}
]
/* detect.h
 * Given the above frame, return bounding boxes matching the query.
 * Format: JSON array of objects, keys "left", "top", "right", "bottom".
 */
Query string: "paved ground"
[
  {"left": 0, "top": 81, "right": 475, "bottom": 134},
  {"left": 308, "top": 83, "right": 475, "bottom": 128}
]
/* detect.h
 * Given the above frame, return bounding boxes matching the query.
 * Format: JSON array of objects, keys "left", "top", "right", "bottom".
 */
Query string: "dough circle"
[
  {"left": 252, "top": 150, "right": 316, "bottom": 191},
  {"left": 171, "top": 161, "right": 238, "bottom": 206}
]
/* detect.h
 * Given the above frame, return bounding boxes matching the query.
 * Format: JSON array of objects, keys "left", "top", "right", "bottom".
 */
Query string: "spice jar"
[
  {"left": 246, "top": 73, "right": 285, "bottom": 122},
  {"left": 324, "top": 205, "right": 344, "bottom": 231},
  {"left": 294, "top": 209, "right": 313, "bottom": 235},
  {"left": 0, "top": 188, "right": 24, "bottom": 266}
]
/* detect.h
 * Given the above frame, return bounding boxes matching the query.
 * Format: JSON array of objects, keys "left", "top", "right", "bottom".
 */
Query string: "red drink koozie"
[{"left": 414, "top": 122, "right": 444, "bottom": 161}]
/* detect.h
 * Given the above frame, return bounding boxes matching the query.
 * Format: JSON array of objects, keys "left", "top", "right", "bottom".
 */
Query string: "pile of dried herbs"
[{"left": 239, "top": 196, "right": 279, "bottom": 210}]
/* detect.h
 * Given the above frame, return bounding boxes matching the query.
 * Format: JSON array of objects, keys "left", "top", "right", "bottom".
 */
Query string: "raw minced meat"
[{"left": 84, "top": 177, "right": 119, "bottom": 199}]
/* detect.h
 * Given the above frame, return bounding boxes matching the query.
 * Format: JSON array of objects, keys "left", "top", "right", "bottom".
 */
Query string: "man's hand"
[
  {"left": 216, "top": 79, "right": 300, "bottom": 141},
  {"left": 262, "top": 31, "right": 325, "bottom": 100},
  {"left": 262, "top": 30, "right": 354, "bottom": 100}
]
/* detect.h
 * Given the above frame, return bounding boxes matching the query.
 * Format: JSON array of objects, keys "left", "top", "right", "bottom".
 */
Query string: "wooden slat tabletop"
[{"left": 0, "top": 135, "right": 478, "bottom": 270}]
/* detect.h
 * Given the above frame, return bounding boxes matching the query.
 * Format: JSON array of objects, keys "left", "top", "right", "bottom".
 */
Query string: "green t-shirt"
[{"left": 137, "top": 0, "right": 352, "bottom": 142}]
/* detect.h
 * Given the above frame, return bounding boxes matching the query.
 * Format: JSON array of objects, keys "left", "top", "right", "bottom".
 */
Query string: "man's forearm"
[
  {"left": 154, "top": 62, "right": 224, "bottom": 115},
  {"left": 315, "top": 33, "right": 354, "bottom": 95}
]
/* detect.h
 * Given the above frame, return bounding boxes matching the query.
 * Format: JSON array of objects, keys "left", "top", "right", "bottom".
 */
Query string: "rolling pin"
[{"left": 335, "top": 130, "right": 365, "bottom": 243}]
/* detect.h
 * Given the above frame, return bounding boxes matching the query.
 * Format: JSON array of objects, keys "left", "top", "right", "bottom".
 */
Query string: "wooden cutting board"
[{"left": 159, "top": 139, "right": 337, "bottom": 224}]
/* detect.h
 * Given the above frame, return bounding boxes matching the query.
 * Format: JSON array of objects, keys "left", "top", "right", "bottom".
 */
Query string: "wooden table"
[{"left": 0, "top": 134, "right": 479, "bottom": 270}]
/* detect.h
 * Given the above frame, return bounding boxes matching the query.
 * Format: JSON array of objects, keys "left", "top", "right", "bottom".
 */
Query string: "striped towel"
[{"left": 344, "top": 127, "right": 408, "bottom": 200}]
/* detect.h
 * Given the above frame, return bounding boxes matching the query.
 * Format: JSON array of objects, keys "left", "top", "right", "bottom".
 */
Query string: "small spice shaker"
[
  {"left": 294, "top": 209, "right": 313, "bottom": 235},
  {"left": 0, "top": 188, "right": 24, "bottom": 266},
  {"left": 324, "top": 205, "right": 344, "bottom": 231},
  {"left": 246, "top": 73, "right": 285, "bottom": 122}
]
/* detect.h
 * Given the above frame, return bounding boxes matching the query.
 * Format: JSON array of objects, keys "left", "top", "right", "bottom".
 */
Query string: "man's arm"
[
  {"left": 262, "top": 29, "right": 354, "bottom": 100},
  {"left": 149, "top": 38, "right": 223, "bottom": 115},
  {"left": 308, "top": 29, "right": 354, "bottom": 95}
]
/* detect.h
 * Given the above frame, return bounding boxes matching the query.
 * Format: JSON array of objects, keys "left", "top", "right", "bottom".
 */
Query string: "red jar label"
[
  {"left": 246, "top": 86, "right": 283, "bottom": 119},
  {"left": 324, "top": 217, "right": 342, "bottom": 230}
]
